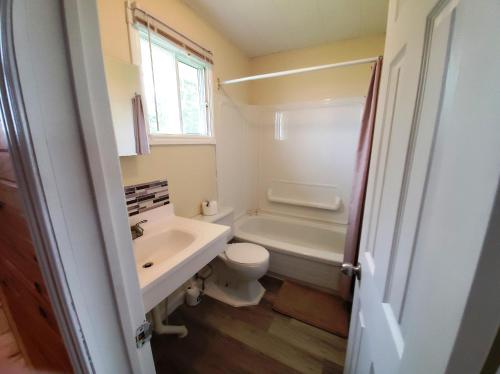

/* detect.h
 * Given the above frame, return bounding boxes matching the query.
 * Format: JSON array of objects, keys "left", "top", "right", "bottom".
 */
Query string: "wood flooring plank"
[
  {"left": 151, "top": 276, "right": 347, "bottom": 374},
  {"left": 153, "top": 316, "right": 300, "bottom": 374},
  {"left": 196, "top": 296, "right": 276, "bottom": 331},
  {"left": 180, "top": 302, "right": 326, "bottom": 374},
  {"left": 289, "top": 319, "right": 348, "bottom": 351},
  {"left": 260, "top": 275, "right": 284, "bottom": 295},
  {"left": 268, "top": 317, "right": 346, "bottom": 366},
  {"left": 260, "top": 276, "right": 286, "bottom": 308}
]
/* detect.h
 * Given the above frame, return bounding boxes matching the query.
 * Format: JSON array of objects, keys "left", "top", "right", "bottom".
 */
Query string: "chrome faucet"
[{"left": 131, "top": 220, "right": 148, "bottom": 240}]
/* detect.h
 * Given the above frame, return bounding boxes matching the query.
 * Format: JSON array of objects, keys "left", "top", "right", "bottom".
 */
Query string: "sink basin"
[
  {"left": 129, "top": 204, "right": 230, "bottom": 312},
  {"left": 135, "top": 229, "right": 195, "bottom": 267}
]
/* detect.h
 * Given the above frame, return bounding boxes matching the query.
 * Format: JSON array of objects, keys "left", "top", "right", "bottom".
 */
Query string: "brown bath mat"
[{"left": 272, "top": 281, "right": 349, "bottom": 338}]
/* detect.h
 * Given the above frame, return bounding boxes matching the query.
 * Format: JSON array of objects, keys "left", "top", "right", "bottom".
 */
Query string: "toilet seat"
[{"left": 225, "top": 243, "right": 269, "bottom": 266}]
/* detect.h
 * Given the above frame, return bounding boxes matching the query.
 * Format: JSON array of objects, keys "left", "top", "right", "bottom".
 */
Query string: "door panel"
[
  {"left": 345, "top": 0, "right": 500, "bottom": 372},
  {"left": 345, "top": 286, "right": 373, "bottom": 374},
  {"left": 386, "top": 1, "right": 459, "bottom": 326}
]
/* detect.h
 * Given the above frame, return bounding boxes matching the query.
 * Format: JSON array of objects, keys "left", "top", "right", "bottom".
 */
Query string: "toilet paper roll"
[
  {"left": 186, "top": 286, "right": 201, "bottom": 306},
  {"left": 202, "top": 200, "right": 218, "bottom": 216}
]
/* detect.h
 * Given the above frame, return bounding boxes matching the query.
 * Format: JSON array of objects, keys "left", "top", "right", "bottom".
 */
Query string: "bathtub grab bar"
[{"left": 267, "top": 189, "right": 341, "bottom": 211}]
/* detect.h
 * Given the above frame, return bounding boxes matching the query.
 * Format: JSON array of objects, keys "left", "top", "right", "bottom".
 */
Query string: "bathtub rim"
[{"left": 233, "top": 212, "right": 345, "bottom": 265}]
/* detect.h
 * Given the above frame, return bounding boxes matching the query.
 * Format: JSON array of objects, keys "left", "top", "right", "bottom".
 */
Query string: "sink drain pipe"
[{"left": 151, "top": 299, "right": 188, "bottom": 338}]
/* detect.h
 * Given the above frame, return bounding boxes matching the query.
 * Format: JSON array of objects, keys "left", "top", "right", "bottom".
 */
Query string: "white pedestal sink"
[{"left": 129, "top": 204, "right": 230, "bottom": 312}]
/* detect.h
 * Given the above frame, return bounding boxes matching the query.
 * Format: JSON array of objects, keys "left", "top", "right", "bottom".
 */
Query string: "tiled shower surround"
[{"left": 124, "top": 179, "right": 169, "bottom": 216}]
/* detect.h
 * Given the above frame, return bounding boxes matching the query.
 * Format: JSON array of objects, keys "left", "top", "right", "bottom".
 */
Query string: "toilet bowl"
[
  {"left": 196, "top": 207, "right": 270, "bottom": 307},
  {"left": 206, "top": 243, "right": 269, "bottom": 306},
  {"left": 220, "top": 243, "right": 269, "bottom": 280}
]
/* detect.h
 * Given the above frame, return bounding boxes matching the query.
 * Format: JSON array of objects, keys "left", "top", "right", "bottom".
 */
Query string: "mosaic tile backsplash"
[{"left": 124, "top": 179, "right": 169, "bottom": 216}]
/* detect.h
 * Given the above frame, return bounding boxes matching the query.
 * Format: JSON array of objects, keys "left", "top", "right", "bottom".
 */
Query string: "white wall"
[
  {"left": 97, "top": 0, "right": 251, "bottom": 218},
  {"left": 215, "top": 95, "right": 259, "bottom": 219},
  {"left": 216, "top": 97, "right": 363, "bottom": 225},
  {"left": 249, "top": 36, "right": 385, "bottom": 105},
  {"left": 257, "top": 99, "right": 363, "bottom": 224}
]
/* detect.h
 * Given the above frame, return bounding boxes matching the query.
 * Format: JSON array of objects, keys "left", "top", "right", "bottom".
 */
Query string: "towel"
[{"left": 132, "top": 93, "right": 150, "bottom": 155}]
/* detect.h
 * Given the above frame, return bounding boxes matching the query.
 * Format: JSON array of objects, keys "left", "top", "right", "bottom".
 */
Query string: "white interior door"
[{"left": 344, "top": 0, "right": 500, "bottom": 373}]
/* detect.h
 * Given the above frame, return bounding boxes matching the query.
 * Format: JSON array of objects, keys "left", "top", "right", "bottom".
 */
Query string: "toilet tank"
[{"left": 194, "top": 207, "right": 234, "bottom": 242}]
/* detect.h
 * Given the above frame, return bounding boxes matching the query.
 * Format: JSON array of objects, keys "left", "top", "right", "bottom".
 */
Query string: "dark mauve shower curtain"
[{"left": 339, "top": 57, "right": 383, "bottom": 301}]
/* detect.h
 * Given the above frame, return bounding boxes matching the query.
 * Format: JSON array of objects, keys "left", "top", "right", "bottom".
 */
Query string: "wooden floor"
[{"left": 151, "top": 276, "right": 347, "bottom": 374}]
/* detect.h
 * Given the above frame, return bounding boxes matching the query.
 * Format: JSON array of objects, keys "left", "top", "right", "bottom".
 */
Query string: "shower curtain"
[{"left": 339, "top": 57, "right": 383, "bottom": 301}]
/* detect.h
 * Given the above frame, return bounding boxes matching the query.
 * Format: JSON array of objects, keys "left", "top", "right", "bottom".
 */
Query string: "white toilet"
[{"left": 196, "top": 207, "right": 269, "bottom": 307}]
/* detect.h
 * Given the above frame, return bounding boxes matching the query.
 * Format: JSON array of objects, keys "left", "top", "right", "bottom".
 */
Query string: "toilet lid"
[{"left": 225, "top": 243, "right": 269, "bottom": 265}]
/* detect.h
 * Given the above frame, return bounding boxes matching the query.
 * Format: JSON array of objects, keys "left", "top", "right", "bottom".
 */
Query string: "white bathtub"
[{"left": 234, "top": 213, "right": 345, "bottom": 293}]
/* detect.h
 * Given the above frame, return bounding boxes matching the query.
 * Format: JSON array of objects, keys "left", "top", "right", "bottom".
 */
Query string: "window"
[{"left": 138, "top": 30, "right": 212, "bottom": 143}]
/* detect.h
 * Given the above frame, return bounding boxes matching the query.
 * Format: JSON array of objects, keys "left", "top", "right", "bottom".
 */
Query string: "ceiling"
[{"left": 182, "top": 0, "right": 389, "bottom": 57}]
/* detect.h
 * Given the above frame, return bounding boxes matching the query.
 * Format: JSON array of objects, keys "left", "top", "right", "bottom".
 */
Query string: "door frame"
[
  {"left": 1, "top": 0, "right": 155, "bottom": 372},
  {"left": 62, "top": 0, "right": 156, "bottom": 371},
  {"left": 2, "top": 0, "right": 498, "bottom": 373},
  {"left": 0, "top": 1, "right": 89, "bottom": 371}
]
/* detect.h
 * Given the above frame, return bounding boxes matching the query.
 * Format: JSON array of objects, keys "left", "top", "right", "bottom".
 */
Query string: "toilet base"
[{"left": 204, "top": 279, "right": 265, "bottom": 307}]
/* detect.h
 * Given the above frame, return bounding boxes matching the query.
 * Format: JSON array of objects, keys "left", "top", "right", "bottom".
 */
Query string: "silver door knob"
[{"left": 341, "top": 263, "right": 361, "bottom": 280}]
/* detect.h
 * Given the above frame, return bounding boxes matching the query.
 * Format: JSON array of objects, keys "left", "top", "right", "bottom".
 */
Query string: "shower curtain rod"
[{"left": 218, "top": 56, "right": 379, "bottom": 88}]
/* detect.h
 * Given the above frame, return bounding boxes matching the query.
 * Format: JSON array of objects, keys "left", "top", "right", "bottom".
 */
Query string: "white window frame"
[{"left": 129, "top": 22, "right": 215, "bottom": 145}]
